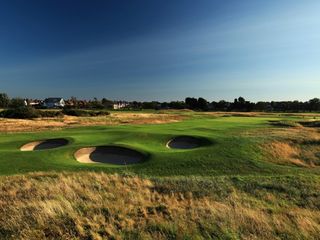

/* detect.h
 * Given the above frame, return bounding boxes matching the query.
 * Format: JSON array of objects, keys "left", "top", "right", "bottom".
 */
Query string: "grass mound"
[{"left": 0, "top": 172, "right": 319, "bottom": 240}]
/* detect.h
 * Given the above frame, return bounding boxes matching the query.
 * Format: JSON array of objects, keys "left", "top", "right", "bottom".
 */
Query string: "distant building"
[
  {"left": 28, "top": 99, "right": 42, "bottom": 107},
  {"left": 43, "top": 98, "right": 65, "bottom": 108},
  {"left": 113, "top": 101, "right": 129, "bottom": 110}
]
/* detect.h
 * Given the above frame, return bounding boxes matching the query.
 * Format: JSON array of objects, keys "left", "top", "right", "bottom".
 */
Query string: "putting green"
[{"left": 0, "top": 115, "right": 319, "bottom": 177}]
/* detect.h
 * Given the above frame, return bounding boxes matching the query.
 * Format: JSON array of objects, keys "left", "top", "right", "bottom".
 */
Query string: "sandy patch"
[
  {"left": 20, "top": 138, "right": 69, "bottom": 151},
  {"left": 167, "top": 136, "right": 204, "bottom": 149},
  {"left": 74, "top": 146, "right": 144, "bottom": 165}
]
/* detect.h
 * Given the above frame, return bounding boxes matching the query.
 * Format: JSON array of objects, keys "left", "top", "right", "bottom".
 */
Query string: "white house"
[
  {"left": 113, "top": 101, "right": 129, "bottom": 110},
  {"left": 43, "top": 98, "right": 65, "bottom": 108}
]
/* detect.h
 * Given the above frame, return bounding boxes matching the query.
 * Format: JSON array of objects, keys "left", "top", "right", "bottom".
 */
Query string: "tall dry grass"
[
  {"left": 0, "top": 112, "right": 184, "bottom": 133},
  {"left": 259, "top": 125, "right": 320, "bottom": 167},
  {"left": 0, "top": 172, "right": 319, "bottom": 239}
]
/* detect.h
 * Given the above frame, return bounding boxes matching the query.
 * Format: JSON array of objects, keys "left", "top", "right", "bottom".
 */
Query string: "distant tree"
[
  {"left": 161, "top": 102, "right": 169, "bottom": 109},
  {"left": 254, "top": 102, "right": 270, "bottom": 111},
  {"left": 168, "top": 101, "right": 186, "bottom": 109},
  {"left": 185, "top": 97, "right": 198, "bottom": 109},
  {"left": 102, "top": 98, "right": 114, "bottom": 109},
  {"left": 70, "top": 96, "right": 78, "bottom": 108},
  {"left": 197, "top": 97, "right": 208, "bottom": 111},
  {"left": 215, "top": 100, "right": 230, "bottom": 111},
  {"left": 0, "top": 93, "right": 10, "bottom": 108},
  {"left": 9, "top": 98, "right": 26, "bottom": 109},
  {"left": 130, "top": 101, "right": 142, "bottom": 110},
  {"left": 89, "top": 98, "right": 104, "bottom": 109},
  {"left": 308, "top": 98, "right": 320, "bottom": 111},
  {"left": 231, "top": 97, "right": 255, "bottom": 111},
  {"left": 234, "top": 98, "right": 238, "bottom": 103},
  {"left": 142, "top": 101, "right": 160, "bottom": 109},
  {"left": 233, "top": 97, "right": 245, "bottom": 110},
  {"left": 238, "top": 97, "right": 245, "bottom": 104}
]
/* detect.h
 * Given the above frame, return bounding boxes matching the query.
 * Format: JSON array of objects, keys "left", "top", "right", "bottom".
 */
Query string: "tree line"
[
  {"left": 127, "top": 97, "right": 320, "bottom": 112},
  {"left": 0, "top": 93, "right": 319, "bottom": 112},
  {"left": 0, "top": 93, "right": 26, "bottom": 109}
]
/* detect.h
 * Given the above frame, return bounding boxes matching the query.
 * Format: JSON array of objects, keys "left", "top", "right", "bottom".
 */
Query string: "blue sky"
[{"left": 0, "top": 0, "right": 319, "bottom": 101}]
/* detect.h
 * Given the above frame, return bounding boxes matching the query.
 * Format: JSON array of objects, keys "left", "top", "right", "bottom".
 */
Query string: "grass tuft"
[{"left": 0, "top": 172, "right": 319, "bottom": 239}]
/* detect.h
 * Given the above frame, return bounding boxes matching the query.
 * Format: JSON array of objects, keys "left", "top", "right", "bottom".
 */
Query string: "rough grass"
[
  {"left": 0, "top": 172, "right": 319, "bottom": 240},
  {"left": 265, "top": 141, "right": 307, "bottom": 167},
  {"left": 299, "top": 121, "right": 320, "bottom": 128},
  {"left": 263, "top": 140, "right": 320, "bottom": 167},
  {"left": 259, "top": 123, "right": 320, "bottom": 167},
  {"left": 268, "top": 120, "right": 301, "bottom": 127},
  {"left": 0, "top": 112, "right": 185, "bottom": 132},
  {"left": 1, "top": 110, "right": 319, "bottom": 133},
  {"left": 0, "top": 112, "right": 320, "bottom": 239}
]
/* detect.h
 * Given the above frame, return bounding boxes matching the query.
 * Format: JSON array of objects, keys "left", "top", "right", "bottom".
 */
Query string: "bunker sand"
[
  {"left": 75, "top": 146, "right": 144, "bottom": 165},
  {"left": 167, "top": 136, "right": 204, "bottom": 149},
  {"left": 20, "top": 138, "right": 69, "bottom": 151}
]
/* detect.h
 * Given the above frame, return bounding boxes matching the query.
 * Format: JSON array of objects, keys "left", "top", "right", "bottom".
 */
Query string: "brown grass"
[
  {"left": 257, "top": 125, "right": 320, "bottom": 167},
  {"left": 265, "top": 141, "right": 309, "bottom": 167},
  {"left": 1, "top": 110, "right": 319, "bottom": 133},
  {"left": 0, "top": 112, "right": 185, "bottom": 133},
  {"left": 0, "top": 172, "right": 319, "bottom": 239},
  {"left": 202, "top": 111, "right": 263, "bottom": 117}
]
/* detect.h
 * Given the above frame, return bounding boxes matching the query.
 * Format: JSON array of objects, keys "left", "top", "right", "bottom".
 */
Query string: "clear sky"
[{"left": 0, "top": 0, "right": 319, "bottom": 101}]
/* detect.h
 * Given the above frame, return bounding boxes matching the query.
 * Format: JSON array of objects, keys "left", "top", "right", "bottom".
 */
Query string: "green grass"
[
  {"left": 0, "top": 115, "right": 318, "bottom": 177},
  {"left": 0, "top": 114, "right": 319, "bottom": 239}
]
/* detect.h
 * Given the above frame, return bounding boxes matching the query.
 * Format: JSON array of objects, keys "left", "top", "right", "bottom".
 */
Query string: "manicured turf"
[
  {"left": 1, "top": 113, "right": 320, "bottom": 239},
  {"left": 0, "top": 115, "right": 319, "bottom": 177}
]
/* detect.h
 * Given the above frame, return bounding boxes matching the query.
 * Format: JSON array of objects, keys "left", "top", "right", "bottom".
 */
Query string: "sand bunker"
[
  {"left": 299, "top": 121, "right": 320, "bottom": 128},
  {"left": 167, "top": 136, "right": 204, "bottom": 149},
  {"left": 74, "top": 146, "right": 144, "bottom": 165},
  {"left": 20, "top": 138, "right": 69, "bottom": 151}
]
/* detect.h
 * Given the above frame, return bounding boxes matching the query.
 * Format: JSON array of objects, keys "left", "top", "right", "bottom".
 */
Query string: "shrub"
[
  {"left": 89, "top": 110, "right": 110, "bottom": 116},
  {"left": 0, "top": 107, "right": 109, "bottom": 119},
  {"left": 0, "top": 93, "right": 10, "bottom": 108},
  {"left": 62, "top": 108, "right": 110, "bottom": 117},
  {"left": 0, "top": 107, "right": 64, "bottom": 119},
  {"left": 0, "top": 107, "right": 40, "bottom": 119},
  {"left": 39, "top": 110, "right": 64, "bottom": 118},
  {"left": 9, "top": 98, "right": 26, "bottom": 108},
  {"left": 62, "top": 109, "right": 89, "bottom": 117}
]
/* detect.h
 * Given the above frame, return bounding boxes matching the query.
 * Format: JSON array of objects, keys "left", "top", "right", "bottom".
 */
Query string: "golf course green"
[
  {"left": 1, "top": 112, "right": 320, "bottom": 239},
  {"left": 0, "top": 114, "right": 319, "bottom": 177}
]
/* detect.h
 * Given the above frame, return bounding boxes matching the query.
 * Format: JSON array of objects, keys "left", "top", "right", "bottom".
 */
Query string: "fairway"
[
  {"left": 2, "top": 1, "right": 320, "bottom": 238},
  {"left": 0, "top": 114, "right": 319, "bottom": 177},
  {"left": 1, "top": 113, "right": 320, "bottom": 239}
]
